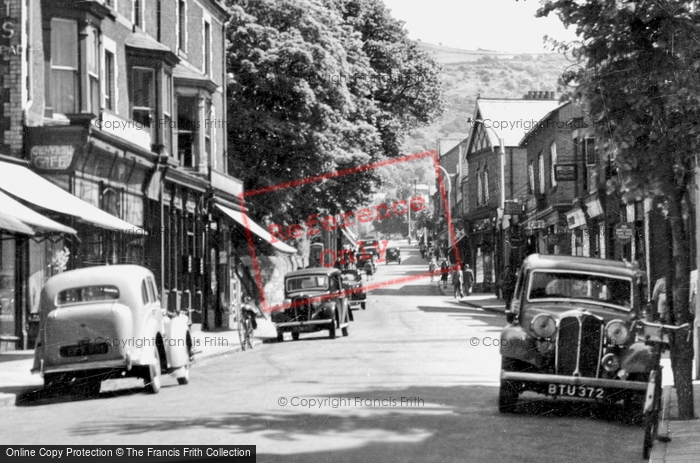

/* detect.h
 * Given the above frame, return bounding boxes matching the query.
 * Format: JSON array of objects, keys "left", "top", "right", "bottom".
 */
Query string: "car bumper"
[
  {"left": 501, "top": 371, "right": 648, "bottom": 391},
  {"left": 35, "top": 358, "right": 132, "bottom": 376},
  {"left": 275, "top": 320, "right": 331, "bottom": 328}
]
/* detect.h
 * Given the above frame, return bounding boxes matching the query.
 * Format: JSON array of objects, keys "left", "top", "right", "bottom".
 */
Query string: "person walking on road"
[
  {"left": 463, "top": 264, "right": 474, "bottom": 295},
  {"left": 428, "top": 257, "right": 437, "bottom": 282},
  {"left": 452, "top": 265, "right": 464, "bottom": 298},
  {"left": 440, "top": 260, "right": 449, "bottom": 288}
]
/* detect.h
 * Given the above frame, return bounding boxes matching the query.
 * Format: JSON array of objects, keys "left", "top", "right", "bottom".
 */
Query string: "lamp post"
[{"left": 436, "top": 165, "right": 452, "bottom": 249}]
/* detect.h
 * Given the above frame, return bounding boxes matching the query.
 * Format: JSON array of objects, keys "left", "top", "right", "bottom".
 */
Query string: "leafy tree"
[
  {"left": 538, "top": 0, "right": 699, "bottom": 418},
  {"left": 226, "top": 0, "right": 443, "bottom": 232}
]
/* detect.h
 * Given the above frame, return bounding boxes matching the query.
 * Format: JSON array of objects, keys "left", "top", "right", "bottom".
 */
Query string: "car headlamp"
[
  {"left": 601, "top": 353, "right": 621, "bottom": 372},
  {"left": 310, "top": 298, "right": 322, "bottom": 309},
  {"left": 531, "top": 313, "right": 556, "bottom": 338},
  {"left": 605, "top": 319, "right": 629, "bottom": 345}
]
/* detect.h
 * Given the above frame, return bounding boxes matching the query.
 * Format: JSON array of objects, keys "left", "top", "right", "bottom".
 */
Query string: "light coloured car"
[{"left": 32, "top": 265, "right": 192, "bottom": 396}]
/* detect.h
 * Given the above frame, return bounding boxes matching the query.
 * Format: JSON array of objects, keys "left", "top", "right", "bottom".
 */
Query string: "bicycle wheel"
[
  {"left": 244, "top": 316, "right": 254, "bottom": 350},
  {"left": 236, "top": 304, "right": 247, "bottom": 351},
  {"left": 643, "top": 368, "right": 662, "bottom": 459}
]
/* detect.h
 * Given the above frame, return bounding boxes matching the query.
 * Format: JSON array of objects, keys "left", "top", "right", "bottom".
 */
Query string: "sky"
[{"left": 381, "top": 0, "right": 579, "bottom": 54}]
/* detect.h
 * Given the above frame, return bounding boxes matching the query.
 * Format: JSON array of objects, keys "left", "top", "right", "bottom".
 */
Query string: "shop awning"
[
  {"left": 0, "top": 190, "right": 77, "bottom": 235},
  {"left": 0, "top": 161, "right": 145, "bottom": 234},
  {"left": 215, "top": 204, "right": 297, "bottom": 255}
]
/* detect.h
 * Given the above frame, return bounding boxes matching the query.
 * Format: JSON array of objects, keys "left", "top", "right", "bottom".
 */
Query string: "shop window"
[
  {"left": 131, "top": 67, "right": 156, "bottom": 140},
  {"left": 177, "top": 96, "right": 198, "bottom": 168}
]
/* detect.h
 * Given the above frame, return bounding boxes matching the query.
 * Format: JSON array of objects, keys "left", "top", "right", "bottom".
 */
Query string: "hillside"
[{"left": 402, "top": 42, "right": 570, "bottom": 155}]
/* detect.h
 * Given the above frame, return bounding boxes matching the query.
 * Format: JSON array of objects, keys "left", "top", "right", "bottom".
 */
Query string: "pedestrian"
[
  {"left": 651, "top": 276, "right": 668, "bottom": 323},
  {"left": 364, "top": 260, "right": 373, "bottom": 279},
  {"left": 452, "top": 265, "right": 464, "bottom": 298},
  {"left": 420, "top": 243, "right": 426, "bottom": 259},
  {"left": 440, "top": 260, "right": 449, "bottom": 288},
  {"left": 463, "top": 264, "right": 474, "bottom": 295},
  {"left": 500, "top": 266, "right": 516, "bottom": 309},
  {"left": 428, "top": 257, "right": 437, "bottom": 282}
]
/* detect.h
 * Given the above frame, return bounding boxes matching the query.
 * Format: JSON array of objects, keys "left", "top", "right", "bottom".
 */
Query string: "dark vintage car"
[
  {"left": 385, "top": 247, "right": 401, "bottom": 265},
  {"left": 499, "top": 254, "right": 650, "bottom": 413},
  {"left": 356, "top": 246, "right": 379, "bottom": 274},
  {"left": 273, "top": 268, "right": 351, "bottom": 341},
  {"left": 32, "top": 265, "right": 193, "bottom": 396},
  {"left": 341, "top": 269, "right": 367, "bottom": 310}
]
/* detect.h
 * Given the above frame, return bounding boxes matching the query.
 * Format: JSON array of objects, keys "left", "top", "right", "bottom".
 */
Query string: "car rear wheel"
[
  {"left": 361, "top": 302, "right": 366, "bottom": 310},
  {"left": 277, "top": 331, "right": 284, "bottom": 342},
  {"left": 292, "top": 332, "right": 300, "bottom": 341},
  {"left": 144, "top": 347, "right": 162, "bottom": 394},
  {"left": 328, "top": 313, "right": 337, "bottom": 339}
]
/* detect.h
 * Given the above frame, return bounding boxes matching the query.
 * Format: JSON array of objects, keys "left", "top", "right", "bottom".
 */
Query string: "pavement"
[
  {"left": 434, "top": 282, "right": 700, "bottom": 462},
  {"left": 0, "top": 315, "right": 278, "bottom": 408}
]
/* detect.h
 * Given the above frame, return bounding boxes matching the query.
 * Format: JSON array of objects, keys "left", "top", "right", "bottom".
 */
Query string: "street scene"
[
  {"left": 2, "top": 0, "right": 700, "bottom": 462},
  {"left": 1, "top": 243, "right": 646, "bottom": 462}
]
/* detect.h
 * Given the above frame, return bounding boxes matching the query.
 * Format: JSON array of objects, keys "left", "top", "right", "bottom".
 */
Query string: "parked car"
[
  {"left": 274, "top": 267, "right": 351, "bottom": 341},
  {"left": 385, "top": 247, "right": 402, "bottom": 265},
  {"left": 356, "top": 246, "right": 379, "bottom": 274},
  {"left": 499, "top": 254, "right": 649, "bottom": 413},
  {"left": 341, "top": 269, "right": 367, "bottom": 310},
  {"left": 32, "top": 265, "right": 193, "bottom": 396}
]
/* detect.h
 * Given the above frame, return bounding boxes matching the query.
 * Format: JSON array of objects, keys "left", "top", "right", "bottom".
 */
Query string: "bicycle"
[
  {"left": 635, "top": 319, "right": 691, "bottom": 459},
  {"left": 236, "top": 297, "right": 257, "bottom": 351}
]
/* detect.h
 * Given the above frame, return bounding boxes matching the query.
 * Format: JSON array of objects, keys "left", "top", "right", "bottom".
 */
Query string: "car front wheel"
[
  {"left": 144, "top": 347, "right": 162, "bottom": 394},
  {"left": 498, "top": 380, "right": 518, "bottom": 413}
]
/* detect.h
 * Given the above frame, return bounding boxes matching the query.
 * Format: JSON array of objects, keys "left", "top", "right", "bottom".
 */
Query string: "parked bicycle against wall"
[{"left": 636, "top": 319, "right": 691, "bottom": 459}]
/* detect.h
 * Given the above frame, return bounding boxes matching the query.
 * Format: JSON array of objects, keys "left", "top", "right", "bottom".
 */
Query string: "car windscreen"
[
  {"left": 527, "top": 271, "right": 632, "bottom": 309},
  {"left": 286, "top": 276, "right": 329, "bottom": 292},
  {"left": 56, "top": 285, "right": 120, "bottom": 305}
]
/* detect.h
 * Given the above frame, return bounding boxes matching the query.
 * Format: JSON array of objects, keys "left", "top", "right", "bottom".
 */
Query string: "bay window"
[
  {"left": 130, "top": 67, "right": 155, "bottom": 139},
  {"left": 49, "top": 18, "right": 79, "bottom": 114}
]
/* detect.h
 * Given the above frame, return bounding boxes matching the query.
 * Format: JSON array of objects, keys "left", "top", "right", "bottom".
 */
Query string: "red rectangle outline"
[{"left": 237, "top": 150, "right": 463, "bottom": 314}]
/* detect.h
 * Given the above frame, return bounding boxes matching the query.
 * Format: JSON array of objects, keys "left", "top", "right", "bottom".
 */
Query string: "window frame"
[{"left": 178, "top": 0, "right": 187, "bottom": 53}]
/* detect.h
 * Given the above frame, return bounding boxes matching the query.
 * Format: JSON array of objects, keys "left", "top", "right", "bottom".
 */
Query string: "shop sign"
[
  {"left": 566, "top": 209, "right": 586, "bottom": 229},
  {"left": 555, "top": 164, "right": 577, "bottom": 181},
  {"left": 547, "top": 234, "right": 562, "bottom": 245},
  {"left": 615, "top": 223, "right": 634, "bottom": 242},
  {"left": 31, "top": 145, "right": 75, "bottom": 170},
  {"left": 585, "top": 198, "right": 604, "bottom": 219},
  {"left": 503, "top": 200, "right": 522, "bottom": 215},
  {"left": 527, "top": 220, "right": 545, "bottom": 230}
]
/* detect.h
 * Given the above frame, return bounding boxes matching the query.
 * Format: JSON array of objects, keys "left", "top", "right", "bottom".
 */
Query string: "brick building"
[{"left": 0, "top": 0, "right": 295, "bottom": 351}]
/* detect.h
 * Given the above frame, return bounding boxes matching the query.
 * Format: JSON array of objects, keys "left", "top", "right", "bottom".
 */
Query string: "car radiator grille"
[
  {"left": 555, "top": 314, "right": 604, "bottom": 378},
  {"left": 288, "top": 298, "right": 311, "bottom": 322}
]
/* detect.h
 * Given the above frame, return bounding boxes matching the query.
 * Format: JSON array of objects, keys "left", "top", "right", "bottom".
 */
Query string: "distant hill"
[{"left": 402, "top": 41, "right": 570, "bottom": 155}]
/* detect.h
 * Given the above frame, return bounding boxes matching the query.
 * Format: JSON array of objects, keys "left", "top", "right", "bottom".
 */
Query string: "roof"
[
  {"left": 125, "top": 30, "right": 171, "bottom": 53},
  {"left": 474, "top": 98, "right": 561, "bottom": 147},
  {"left": 286, "top": 267, "right": 341, "bottom": 277},
  {"left": 518, "top": 102, "right": 571, "bottom": 146},
  {"left": 522, "top": 254, "right": 637, "bottom": 278}
]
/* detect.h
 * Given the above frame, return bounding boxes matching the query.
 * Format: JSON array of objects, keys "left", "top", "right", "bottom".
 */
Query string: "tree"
[
  {"left": 538, "top": 0, "right": 699, "bottom": 419},
  {"left": 226, "top": 0, "right": 443, "bottom": 232}
]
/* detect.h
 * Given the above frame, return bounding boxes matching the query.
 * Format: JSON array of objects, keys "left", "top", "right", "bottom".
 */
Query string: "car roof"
[
  {"left": 286, "top": 267, "right": 340, "bottom": 277},
  {"left": 522, "top": 254, "right": 637, "bottom": 277}
]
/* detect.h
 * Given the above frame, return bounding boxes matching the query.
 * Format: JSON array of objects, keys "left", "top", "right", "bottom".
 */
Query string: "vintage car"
[
  {"left": 32, "top": 265, "right": 192, "bottom": 396},
  {"left": 499, "top": 254, "right": 650, "bottom": 413},
  {"left": 274, "top": 268, "right": 351, "bottom": 341},
  {"left": 385, "top": 247, "right": 402, "bottom": 265},
  {"left": 356, "top": 246, "right": 379, "bottom": 274},
  {"left": 341, "top": 269, "right": 367, "bottom": 310}
]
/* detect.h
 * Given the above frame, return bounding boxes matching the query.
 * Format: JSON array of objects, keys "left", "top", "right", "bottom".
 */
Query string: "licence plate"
[{"left": 547, "top": 384, "right": 605, "bottom": 399}]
